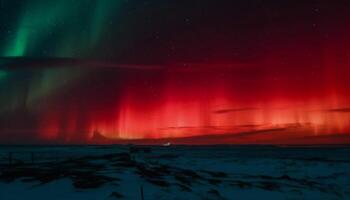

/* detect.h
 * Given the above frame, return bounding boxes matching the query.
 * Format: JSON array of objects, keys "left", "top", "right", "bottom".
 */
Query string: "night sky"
[{"left": 0, "top": 0, "right": 350, "bottom": 144}]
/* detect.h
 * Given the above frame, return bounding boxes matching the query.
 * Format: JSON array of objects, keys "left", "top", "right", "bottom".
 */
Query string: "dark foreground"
[{"left": 0, "top": 145, "right": 349, "bottom": 199}]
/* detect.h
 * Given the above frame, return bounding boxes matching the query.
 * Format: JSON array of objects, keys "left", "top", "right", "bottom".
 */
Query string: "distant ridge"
[{"left": 88, "top": 128, "right": 350, "bottom": 146}]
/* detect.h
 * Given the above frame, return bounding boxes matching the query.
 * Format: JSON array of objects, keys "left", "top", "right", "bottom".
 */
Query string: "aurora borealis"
[{"left": 1, "top": 1, "right": 350, "bottom": 144}]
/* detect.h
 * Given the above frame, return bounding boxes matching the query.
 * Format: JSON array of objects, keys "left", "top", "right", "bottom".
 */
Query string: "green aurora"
[{"left": 2, "top": 0, "right": 123, "bottom": 58}]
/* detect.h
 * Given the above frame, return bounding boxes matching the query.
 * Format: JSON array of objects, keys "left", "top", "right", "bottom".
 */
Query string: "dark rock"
[{"left": 110, "top": 191, "right": 124, "bottom": 198}]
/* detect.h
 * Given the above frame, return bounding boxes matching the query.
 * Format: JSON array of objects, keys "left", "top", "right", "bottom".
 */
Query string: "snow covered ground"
[{"left": 0, "top": 145, "right": 349, "bottom": 200}]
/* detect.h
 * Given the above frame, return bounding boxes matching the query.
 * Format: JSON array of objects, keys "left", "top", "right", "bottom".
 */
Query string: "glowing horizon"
[{"left": 1, "top": 1, "right": 350, "bottom": 144}]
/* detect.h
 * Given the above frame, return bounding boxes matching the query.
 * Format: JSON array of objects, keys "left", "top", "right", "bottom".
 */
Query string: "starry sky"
[{"left": 0, "top": 0, "right": 350, "bottom": 144}]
